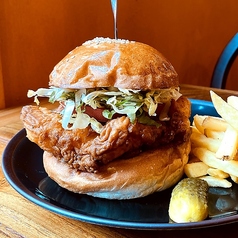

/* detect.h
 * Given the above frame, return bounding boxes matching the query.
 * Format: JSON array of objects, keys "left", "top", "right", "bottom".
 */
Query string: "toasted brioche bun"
[
  {"left": 43, "top": 139, "right": 191, "bottom": 200},
  {"left": 49, "top": 37, "right": 178, "bottom": 90}
]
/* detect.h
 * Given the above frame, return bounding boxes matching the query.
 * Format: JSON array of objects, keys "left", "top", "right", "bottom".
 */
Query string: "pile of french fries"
[{"left": 186, "top": 90, "right": 238, "bottom": 188}]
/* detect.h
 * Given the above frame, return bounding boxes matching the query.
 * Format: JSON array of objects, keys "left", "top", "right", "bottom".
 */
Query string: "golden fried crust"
[
  {"left": 21, "top": 96, "right": 191, "bottom": 173},
  {"left": 43, "top": 138, "right": 191, "bottom": 200},
  {"left": 49, "top": 38, "right": 178, "bottom": 90}
]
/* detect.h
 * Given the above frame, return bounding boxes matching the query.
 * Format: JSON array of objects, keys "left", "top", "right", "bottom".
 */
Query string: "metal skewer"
[{"left": 110, "top": 0, "right": 118, "bottom": 39}]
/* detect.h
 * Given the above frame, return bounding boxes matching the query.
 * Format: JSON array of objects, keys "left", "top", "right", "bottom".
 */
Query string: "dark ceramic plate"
[{"left": 2, "top": 99, "right": 238, "bottom": 230}]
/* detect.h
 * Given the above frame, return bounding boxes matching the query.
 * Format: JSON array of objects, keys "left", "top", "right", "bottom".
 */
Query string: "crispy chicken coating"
[{"left": 20, "top": 96, "right": 191, "bottom": 173}]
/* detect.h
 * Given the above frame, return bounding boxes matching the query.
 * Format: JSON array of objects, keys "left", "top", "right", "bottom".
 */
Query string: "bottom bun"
[{"left": 43, "top": 140, "right": 191, "bottom": 200}]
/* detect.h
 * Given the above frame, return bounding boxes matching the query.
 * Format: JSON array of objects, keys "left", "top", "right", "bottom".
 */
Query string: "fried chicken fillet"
[{"left": 21, "top": 96, "right": 190, "bottom": 173}]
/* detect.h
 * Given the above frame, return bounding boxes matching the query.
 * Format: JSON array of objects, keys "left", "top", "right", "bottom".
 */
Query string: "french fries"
[
  {"left": 192, "top": 148, "right": 238, "bottom": 177},
  {"left": 215, "top": 125, "right": 238, "bottom": 160},
  {"left": 202, "top": 116, "right": 227, "bottom": 132},
  {"left": 227, "top": 95, "right": 238, "bottom": 110},
  {"left": 230, "top": 175, "right": 238, "bottom": 183},
  {"left": 193, "top": 115, "right": 207, "bottom": 134},
  {"left": 210, "top": 91, "right": 238, "bottom": 131},
  {"left": 207, "top": 168, "right": 229, "bottom": 179},
  {"left": 184, "top": 161, "right": 209, "bottom": 178},
  {"left": 199, "top": 175, "right": 232, "bottom": 188},
  {"left": 187, "top": 91, "right": 238, "bottom": 188},
  {"left": 190, "top": 130, "right": 220, "bottom": 152},
  {"left": 204, "top": 129, "right": 224, "bottom": 140}
]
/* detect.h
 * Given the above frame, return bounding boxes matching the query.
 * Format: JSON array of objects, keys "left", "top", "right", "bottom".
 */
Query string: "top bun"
[{"left": 49, "top": 37, "right": 178, "bottom": 90}]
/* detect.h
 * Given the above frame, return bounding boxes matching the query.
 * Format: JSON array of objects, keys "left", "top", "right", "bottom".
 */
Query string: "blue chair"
[{"left": 211, "top": 33, "right": 238, "bottom": 89}]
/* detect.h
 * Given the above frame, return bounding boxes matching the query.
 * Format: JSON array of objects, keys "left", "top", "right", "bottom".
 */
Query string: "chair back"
[{"left": 211, "top": 33, "right": 238, "bottom": 89}]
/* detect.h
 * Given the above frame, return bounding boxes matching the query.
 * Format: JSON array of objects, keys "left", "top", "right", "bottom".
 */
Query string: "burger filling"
[
  {"left": 22, "top": 86, "right": 190, "bottom": 173},
  {"left": 28, "top": 86, "right": 181, "bottom": 133}
]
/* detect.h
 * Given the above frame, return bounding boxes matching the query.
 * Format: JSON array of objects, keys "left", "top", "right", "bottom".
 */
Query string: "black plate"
[{"left": 2, "top": 99, "right": 238, "bottom": 230}]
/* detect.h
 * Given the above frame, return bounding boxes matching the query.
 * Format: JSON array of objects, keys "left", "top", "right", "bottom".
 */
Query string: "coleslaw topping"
[{"left": 27, "top": 86, "right": 181, "bottom": 132}]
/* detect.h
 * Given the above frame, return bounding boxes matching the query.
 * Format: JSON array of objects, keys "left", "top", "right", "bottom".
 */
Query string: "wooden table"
[{"left": 1, "top": 84, "right": 238, "bottom": 238}]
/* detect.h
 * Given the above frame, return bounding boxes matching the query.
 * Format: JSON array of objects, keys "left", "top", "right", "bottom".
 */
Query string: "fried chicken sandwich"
[{"left": 20, "top": 37, "right": 191, "bottom": 199}]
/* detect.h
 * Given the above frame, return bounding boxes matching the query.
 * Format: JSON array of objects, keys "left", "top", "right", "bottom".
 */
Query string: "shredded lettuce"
[
  {"left": 137, "top": 113, "right": 161, "bottom": 127},
  {"left": 27, "top": 86, "right": 181, "bottom": 132},
  {"left": 102, "top": 109, "right": 116, "bottom": 119},
  {"left": 61, "top": 100, "right": 75, "bottom": 129}
]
